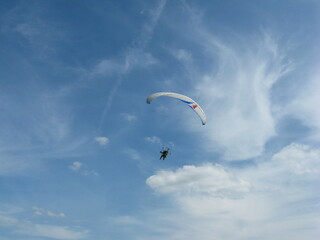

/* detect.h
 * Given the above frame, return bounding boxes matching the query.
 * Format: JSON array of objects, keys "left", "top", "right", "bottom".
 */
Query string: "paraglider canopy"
[{"left": 146, "top": 92, "right": 206, "bottom": 125}]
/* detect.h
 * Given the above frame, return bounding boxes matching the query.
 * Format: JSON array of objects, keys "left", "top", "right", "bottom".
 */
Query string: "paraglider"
[
  {"left": 146, "top": 92, "right": 206, "bottom": 125},
  {"left": 147, "top": 92, "right": 205, "bottom": 160},
  {"left": 159, "top": 147, "right": 170, "bottom": 160}
]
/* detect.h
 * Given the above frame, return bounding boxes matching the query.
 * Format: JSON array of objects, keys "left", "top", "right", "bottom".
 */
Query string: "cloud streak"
[
  {"left": 0, "top": 84, "right": 89, "bottom": 176},
  {"left": 32, "top": 206, "right": 66, "bottom": 218},
  {"left": 0, "top": 213, "right": 88, "bottom": 240},
  {"left": 18, "top": 223, "right": 88, "bottom": 240},
  {"left": 2, "top": 1, "right": 66, "bottom": 59}
]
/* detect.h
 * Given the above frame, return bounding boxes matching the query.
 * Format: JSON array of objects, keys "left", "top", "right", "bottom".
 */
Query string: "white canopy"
[{"left": 146, "top": 92, "right": 206, "bottom": 125}]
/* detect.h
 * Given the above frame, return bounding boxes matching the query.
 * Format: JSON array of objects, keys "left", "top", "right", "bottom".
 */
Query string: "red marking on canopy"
[{"left": 192, "top": 105, "right": 198, "bottom": 109}]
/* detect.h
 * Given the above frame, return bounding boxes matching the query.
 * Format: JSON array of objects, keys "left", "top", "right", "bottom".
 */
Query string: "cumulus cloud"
[
  {"left": 147, "top": 164, "right": 251, "bottom": 198},
  {"left": 271, "top": 143, "right": 320, "bottom": 175},
  {"left": 144, "top": 143, "right": 320, "bottom": 240},
  {"left": 94, "top": 137, "right": 109, "bottom": 146}
]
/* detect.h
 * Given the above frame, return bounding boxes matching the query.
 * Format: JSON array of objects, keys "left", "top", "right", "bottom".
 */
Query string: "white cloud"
[
  {"left": 133, "top": 0, "right": 167, "bottom": 50},
  {"left": 169, "top": 8, "right": 292, "bottom": 161},
  {"left": 0, "top": 211, "right": 88, "bottom": 240},
  {"left": 198, "top": 34, "right": 291, "bottom": 161},
  {"left": 69, "top": 161, "right": 82, "bottom": 172},
  {"left": 145, "top": 136, "right": 162, "bottom": 144},
  {"left": 32, "top": 206, "right": 66, "bottom": 218},
  {"left": 286, "top": 70, "right": 320, "bottom": 140},
  {"left": 69, "top": 161, "right": 98, "bottom": 177},
  {"left": 144, "top": 143, "right": 320, "bottom": 240},
  {"left": 94, "top": 137, "right": 109, "bottom": 146},
  {"left": 92, "top": 59, "right": 123, "bottom": 76},
  {"left": 271, "top": 143, "right": 320, "bottom": 175},
  {"left": 18, "top": 223, "right": 88, "bottom": 240},
  {"left": 147, "top": 164, "right": 251, "bottom": 198}
]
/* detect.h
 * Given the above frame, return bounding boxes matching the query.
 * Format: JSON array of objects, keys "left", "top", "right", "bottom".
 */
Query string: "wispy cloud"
[
  {"left": 69, "top": 161, "right": 98, "bottom": 177},
  {"left": 2, "top": 2, "right": 65, "bottom": 59},
  {"left": 18, "top": 223, "right": 88, "bottom": 240},
  {"left": 286, "top": 69, "right": 320, "bottom": 140},
  {"left": 0, "top": 85, "right": 88, "bottom": 176},
  {"left": 145, "top": 136, "right": 162, "bottom": 144},
  {"left": 0, "top": 88, "right": 70, "bottom": 145},
  {"left": 0, "top": 208, "right": 88, "bottom": 240},
  {"left": 168, "top": 4, "right": 292, "bottom": 160},
  {"left": 113, "top": 215, "right": 142, "bottom": 226},
  {"left": 69, "top": 161, "right": 83, "bottom": 172},
  {"left": 198, "top": 34, "right": 291, "bottom": 160},
  {"left": 32, "top": 206, "right": 66, "bottom": 218},
  {"left": 0, "top": 215, "right": 19, "bottom": 227},
  {"left": 133, "top": 0, "right": 167, "bottom": 50},
  {"left": 92, "top": 59, "right": 124, "bottom": 76},
  {"left": 124, "top": 148, "right": 141, "bottom": 160},
  {"left": 120, "top": 113, "right": 137, "bottom": 122}
]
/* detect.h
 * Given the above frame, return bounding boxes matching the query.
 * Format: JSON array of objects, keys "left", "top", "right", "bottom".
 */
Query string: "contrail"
[
  {"left": 98, "top": 75, "right": 124, "bottom": 129},
  {"left": 98, "top": 0, "right": 167, "bottom": 130}
]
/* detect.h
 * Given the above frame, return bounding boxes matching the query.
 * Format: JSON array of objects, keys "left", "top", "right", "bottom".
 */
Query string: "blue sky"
[{"left": 0, "top": 0, "right": 319, "bottom": 239}]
